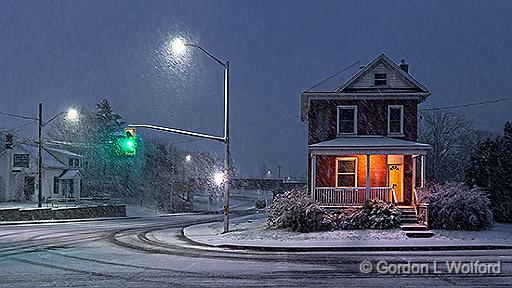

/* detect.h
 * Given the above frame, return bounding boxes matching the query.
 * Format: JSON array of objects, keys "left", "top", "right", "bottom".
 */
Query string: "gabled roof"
[
  {"left": 335, "top": 53, "right": 429, "bottom": 93},
  {"left": 300, "top": 53, "right": 431, "bottom": 122},
  {"left": 309, "top": 136, "right": 431, "bottom": 156},
  {"left": 46, "top": 147, "right": 82, "bottom": 158}
]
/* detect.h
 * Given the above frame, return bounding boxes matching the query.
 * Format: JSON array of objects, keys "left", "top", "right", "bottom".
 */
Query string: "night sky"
[{"left": 1, "top": 0, "right": 511, "bottom": 177}]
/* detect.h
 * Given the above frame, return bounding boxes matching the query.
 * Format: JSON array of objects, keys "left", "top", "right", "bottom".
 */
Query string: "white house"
[{"left": 0, "top": 142, "right": 83, "bottom": 203}]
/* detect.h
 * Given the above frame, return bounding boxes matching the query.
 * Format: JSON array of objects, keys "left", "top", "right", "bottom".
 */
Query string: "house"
[
  {"left": 0, "top": 139, "right": 83, "bottom": 203},
  {"left": 300, "top": 53, "right": 431, "bottom": 208}
]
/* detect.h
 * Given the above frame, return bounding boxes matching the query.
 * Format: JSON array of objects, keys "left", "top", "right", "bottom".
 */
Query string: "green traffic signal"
[{"left": 116, "top": 128, "right": 138, "bottom": 156}]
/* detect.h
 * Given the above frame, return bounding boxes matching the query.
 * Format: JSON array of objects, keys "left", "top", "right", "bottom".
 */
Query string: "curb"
[{"left": 181, "top": 223, "right": 512, "bottom": 252}]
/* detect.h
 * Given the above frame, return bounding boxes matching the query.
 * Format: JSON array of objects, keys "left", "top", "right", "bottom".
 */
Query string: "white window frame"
[
  {"left": 387, "top": 105, "right": 404, "bottom": 136},
  {"left": 337, "top": 105, "right": 358, "bottom": 135},
  {"left": 335, "top": 157, "right": 358, "bottom": 188}
]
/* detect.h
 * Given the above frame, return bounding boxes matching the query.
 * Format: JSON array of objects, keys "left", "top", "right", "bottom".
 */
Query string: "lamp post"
[
  {"left": 130, "top": 37, "right": 231, "bottom": 232},
  {"left": 37, "top": 104, "right": 79, "bottom": 207}
]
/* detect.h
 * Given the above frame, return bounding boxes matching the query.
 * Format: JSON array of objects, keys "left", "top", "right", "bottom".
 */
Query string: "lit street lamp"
[
  {"left": 129, "top": 37, "right": 231, "bottom": 232},
  {"left": 37, "top": 104, "right": 79, "bottom": 207},
  {"left": 185, "top": 154, "right": 192, "bottom": 162}
]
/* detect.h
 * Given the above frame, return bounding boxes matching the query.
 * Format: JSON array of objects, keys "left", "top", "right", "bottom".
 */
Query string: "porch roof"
[{"left": 309, "top": 136, "right": 431, "bottom": 155}]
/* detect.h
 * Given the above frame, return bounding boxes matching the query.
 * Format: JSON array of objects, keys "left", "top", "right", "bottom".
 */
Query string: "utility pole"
[
  {"left": 277, "top": 165, "right": 282, "bottom": 179},
  {"left": 37, "top": 103, "right": 43, "bottom": 208},
  {"left": 223, "top": 61, "right": 230, "bottom": 234}
]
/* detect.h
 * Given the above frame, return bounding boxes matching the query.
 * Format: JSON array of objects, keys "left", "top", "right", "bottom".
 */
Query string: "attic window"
[{"left": 374, "top": 73, "right": 387, "bottom": 86}]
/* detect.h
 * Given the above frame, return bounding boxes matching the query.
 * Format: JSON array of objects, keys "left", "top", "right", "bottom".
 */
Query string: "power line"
[
  {"left": 0, "top": 111, "right": 38, "bottom": 121},
  {"left": 304, "top": 60, "right": 360, "bottom": 92},
  {"left": 419, "top": 96, "right": 512, "bottom": 112},
  {"left": 0, "top": 120, "right": 37, "bottom": 133}
]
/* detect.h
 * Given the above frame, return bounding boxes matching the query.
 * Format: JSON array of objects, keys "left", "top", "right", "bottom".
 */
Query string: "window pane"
[
  {"left": 390, "top": 120, "right": 401, "bottom": 133},
  {"left": 74, "top": 159, "right": 80, "bottom": 167},
  {"left": 375, "top": 73, "right": 387, "bottom": 79},
  {"left": 339, "top": 109, "right": 354, "bottom": 121},
  {"left": 390, "top": 108, "right": 401, "bottom": 121},
  {"left": 338, "top": 160, "right": 355, "bottom": 173},
  {"left": 337, "top": 175, "right": 355, "bottom": 187},
  {"left": 338, "top": 108, "right": 355, "bottom": 133}
]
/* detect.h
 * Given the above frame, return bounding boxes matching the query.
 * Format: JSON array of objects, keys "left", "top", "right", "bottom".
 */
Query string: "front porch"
[{"left": 309, "top": 136, "right": 430, "bottom": 207}]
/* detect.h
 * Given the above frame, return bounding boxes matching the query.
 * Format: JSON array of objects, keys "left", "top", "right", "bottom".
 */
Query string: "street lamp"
[
  {"left": 130, "top": 38, "right": 230, "bottom": 231},
  {"left": 37, "top": 105, "right": 79, "bottom": 207},
  {"left": 185, "top": 154, "right": 192, "bottom": 162},
  {"left": 171, "top": 38, "right": 231, "bottom": 233}
]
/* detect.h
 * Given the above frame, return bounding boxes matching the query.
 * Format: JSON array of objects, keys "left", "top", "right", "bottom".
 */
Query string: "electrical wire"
[{"left": 419, "top": 96, "right": 512, "bottom": 112}]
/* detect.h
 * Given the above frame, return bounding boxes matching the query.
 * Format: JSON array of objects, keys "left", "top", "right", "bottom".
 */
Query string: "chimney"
[
  {"left": 5, "top": 134, "right": 13, "bottom": 149},
  {"left": 400, "top": 59, "right": 409, "bottom": 73}
]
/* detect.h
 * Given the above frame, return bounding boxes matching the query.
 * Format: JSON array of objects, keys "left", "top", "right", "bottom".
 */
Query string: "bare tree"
[{"left": 419, "top": 110, "right": 478, "bottom": 182}]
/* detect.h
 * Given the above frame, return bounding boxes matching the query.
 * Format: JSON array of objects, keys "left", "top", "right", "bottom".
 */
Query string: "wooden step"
[
  {"left": 405, "top": 231, "right": 434, "bottom": 238},
  {"left": 401, "top": 224, "right": 428, "bottom": 231}
]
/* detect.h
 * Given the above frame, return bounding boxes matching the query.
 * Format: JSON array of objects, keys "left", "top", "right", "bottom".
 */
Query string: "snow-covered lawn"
[
  {"left": 207, "top": 216, "right": 512, "bottom": 243},
  {"left": 211, "top": 216, "right": 408, "bottom": 242},
  {"left": 433, "top": 224, "right": 512, "bottom": 241}
]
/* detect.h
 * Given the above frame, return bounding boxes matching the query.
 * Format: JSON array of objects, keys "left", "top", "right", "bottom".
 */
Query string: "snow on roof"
[
  {"left": 19, "top": 144, "right": 68, "bottom": 169},
  {"left": 309, "top": 136, "right": 431, "bottom": 155},
  {"left": 46, "top": 147, "right": 82, "bottom": 158},
  {"left": 309, "top": 136, "right": 431, "bottom": 149},
  {"left": 60, "top": 169, "right": 81, "bottom": 179}
]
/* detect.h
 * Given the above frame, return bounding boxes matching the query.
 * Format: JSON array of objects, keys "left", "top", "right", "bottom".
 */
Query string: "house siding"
[
  {"left": 308, "top": 99, "right": 418, "bottom": 145},
  {"left": 348, "top": 62, "right": 416, "bottom": 89}
]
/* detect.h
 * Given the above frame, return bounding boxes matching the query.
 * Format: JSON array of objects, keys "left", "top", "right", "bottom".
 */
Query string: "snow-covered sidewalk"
[{"left": 181, "top": 213, "right": 512, "bottom": 251}]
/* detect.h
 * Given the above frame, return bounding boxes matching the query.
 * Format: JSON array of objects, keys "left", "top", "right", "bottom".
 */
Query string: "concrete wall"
[{"left": 0, "top": 204, "right": 126, "bottom": 221}]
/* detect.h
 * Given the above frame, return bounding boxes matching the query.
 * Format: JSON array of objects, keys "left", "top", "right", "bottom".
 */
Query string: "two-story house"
[
  {"left": 301, "top": 54, "right": 431, "bottom": 208},
  {"left": 0, "top": 137, "right": 83, "bottom": 203}
]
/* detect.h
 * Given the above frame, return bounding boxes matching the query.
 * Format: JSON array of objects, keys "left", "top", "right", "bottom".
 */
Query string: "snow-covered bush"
[
  {"left": 427, "top": 183, "right": 494, "bottom": 230},
  {"left": 338, "top": 199, "right": 401, "bottom": 230},
  {"left": 267, "top": 187, "right": 334, "bottom": 232}
]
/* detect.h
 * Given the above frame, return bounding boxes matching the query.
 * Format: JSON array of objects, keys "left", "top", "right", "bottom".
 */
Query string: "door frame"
[{"left": 387, "top": 163, "right": 404, "bottom": 203}]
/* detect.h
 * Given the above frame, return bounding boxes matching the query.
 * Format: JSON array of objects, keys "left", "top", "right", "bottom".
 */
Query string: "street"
[{"left": 0, "top": 214, "right": 511, "bottom": 287}]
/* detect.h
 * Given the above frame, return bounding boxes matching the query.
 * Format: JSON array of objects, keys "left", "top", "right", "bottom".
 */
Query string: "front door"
[{"left": 388, "top": 164, "right": 403, "bottom": 203}]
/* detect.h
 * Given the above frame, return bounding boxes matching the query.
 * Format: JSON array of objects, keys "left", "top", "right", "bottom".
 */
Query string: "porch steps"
[{"left": 399, "top": 208, "right": 434, "bottom": 238}]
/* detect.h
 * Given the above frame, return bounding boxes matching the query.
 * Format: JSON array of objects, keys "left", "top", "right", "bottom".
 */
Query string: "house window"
[
  {"left": 13, "top": 154, "right": 29, "bottom": 168},
  {"left": 69, "top": 158, "right": 80, "bottom": 167},
  {"left": 374, "top": 73, "right": 387, "bottom": 86},
  {"left": 53, "top": 177, "right": 60, "bottom": 194},
  {"left": 388, "top": 105, "right": 404, "bottom": 135},
  {"left": 337, "top": 106, "right": 357, "bottom": 135},
  {"left": 336, "top": 157, "right": 357, "bottom": 187}
]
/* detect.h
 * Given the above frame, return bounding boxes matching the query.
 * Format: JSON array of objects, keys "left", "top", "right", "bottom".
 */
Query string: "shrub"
[
  {"left": 267, "top": 187, "right": 334, "bottom": 232},
  {"left": 427, "top": 183, "right": 494, "bottom": 230},
  {"left": 338, "top": 199, "right": 401, "bottom": 230},
  {"left": 255, "top": 198, "right": 266, "bottom": 209}
]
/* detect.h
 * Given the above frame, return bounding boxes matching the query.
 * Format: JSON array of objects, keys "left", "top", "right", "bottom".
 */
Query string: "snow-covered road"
[{"left": 0, "top": 213, "right": 511, "bottom": 287}]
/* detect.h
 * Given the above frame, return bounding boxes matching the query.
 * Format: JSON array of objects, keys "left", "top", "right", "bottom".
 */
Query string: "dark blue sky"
[{"left": 1, "top": 0, "right": 511, "bottom": 177}]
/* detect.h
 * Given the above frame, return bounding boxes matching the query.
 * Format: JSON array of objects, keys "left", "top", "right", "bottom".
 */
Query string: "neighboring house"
[
  {"left": 301, "top": 53, "right": 431, "bottom": 208},
  {"left": 0, "top": 141, "right": 82, "bottom": 203}
]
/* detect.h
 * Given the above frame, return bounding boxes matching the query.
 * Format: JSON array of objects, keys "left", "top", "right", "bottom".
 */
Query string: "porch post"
[
  {"left": 311, "top": 153, "right": 317, "bottom": 202},
  {"left": 412, "top": 156, "right": 417, "bottom": 189},
  {"left": 420, "top": 154, "right": 426, "bottom": 189},
  {"left": 366, "top": 154, "right": 370, "bottom": 200}
]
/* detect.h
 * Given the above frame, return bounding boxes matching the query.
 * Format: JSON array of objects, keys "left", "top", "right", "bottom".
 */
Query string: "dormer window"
[
  {"left": 388, "top": 105, "right": 404, "bottom": 135},
  {"left": 374, "top": 73, "right": 387, "bottom": 86},
  {"left": 337, "top": 106, "right": 357, "bottom": 135},
  {"left": 13, "top": 154, "right": 29, "bottom": 168}
]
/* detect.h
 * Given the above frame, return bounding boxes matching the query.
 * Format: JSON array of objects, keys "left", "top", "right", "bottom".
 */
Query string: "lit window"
[
  {"left": 374, "top": 73, "right": 387, "bottom": 86},
  {"left": 336, "top": 158, "right": 357, "bottom": 187},
  {"left": 388, "top": 105, "right": 404, "bottom": 135},
  {"left": 337, "top": 106, "right": 357, "bottom": 134}
]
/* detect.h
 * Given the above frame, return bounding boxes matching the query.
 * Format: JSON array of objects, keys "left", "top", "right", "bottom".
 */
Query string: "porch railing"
[{"left": 314, "top": 187, "right": 391, "bottom": 207}]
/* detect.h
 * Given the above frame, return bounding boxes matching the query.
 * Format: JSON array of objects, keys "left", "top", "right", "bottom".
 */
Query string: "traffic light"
[{"left": 118, "top": 127, "right": 137, "bottom": 156}]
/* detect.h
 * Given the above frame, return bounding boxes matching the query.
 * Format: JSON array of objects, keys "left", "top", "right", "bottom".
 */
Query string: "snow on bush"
[
  {"left": 267, "top": 187, "right": 334, "bottom": 232},
  {"left": 427, "top": 183, "right": 494, "bottom": 230},
  {"left": 338, "top": 199, "right": 401, "bottom": 230}
]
